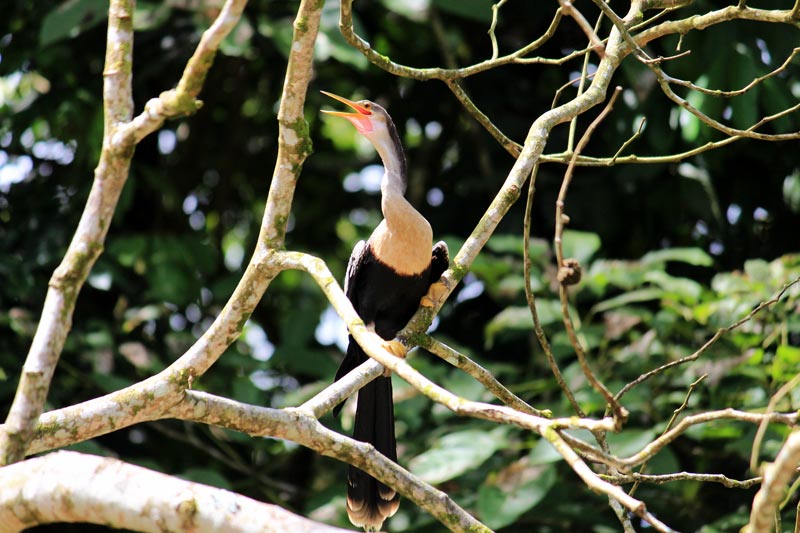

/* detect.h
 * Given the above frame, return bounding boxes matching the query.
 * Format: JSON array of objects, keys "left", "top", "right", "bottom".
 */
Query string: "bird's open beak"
[{"left": 320, "top": 91, "right": 374, "bottom": 133}]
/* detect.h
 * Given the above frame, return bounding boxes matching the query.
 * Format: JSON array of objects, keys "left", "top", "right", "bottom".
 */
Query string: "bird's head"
[
  {"left": 321, "top": 91, "right": 406, "bottom": 180},
  {"left": 321, "top": 90, "right": 387, "bottom": 136}
]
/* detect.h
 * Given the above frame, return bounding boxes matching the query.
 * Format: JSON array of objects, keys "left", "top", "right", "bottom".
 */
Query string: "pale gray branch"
[{"left": 0, "top": 451, "right": 349, "bottom": 533}]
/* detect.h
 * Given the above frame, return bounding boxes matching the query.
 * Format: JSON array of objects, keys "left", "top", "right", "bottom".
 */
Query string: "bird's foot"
[
  {"left": 380, "top": 339, "right": 407, "bottom": 377},
  {"left": 420, "top": 281, "right": 448, "bottom": 308}
]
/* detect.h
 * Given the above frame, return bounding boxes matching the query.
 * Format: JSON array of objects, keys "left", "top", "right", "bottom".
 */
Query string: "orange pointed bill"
[{"left": 320, "top": 90, "right": 373, "bottom": 133}]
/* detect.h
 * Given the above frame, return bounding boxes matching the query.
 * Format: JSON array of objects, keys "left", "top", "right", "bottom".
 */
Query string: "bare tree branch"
[
  {"left": 0, "top": 451, "right": 349, "bottom": 533},
  {"left": 748, "top": 430, "right": 800, "bottom": 532},
  {"left": 0, "top": 0, "right": 139, "bottom": 466}
]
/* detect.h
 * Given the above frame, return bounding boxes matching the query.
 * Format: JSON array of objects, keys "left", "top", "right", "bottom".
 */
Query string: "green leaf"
[
  {"left": 477, "top": 463, "right": 555, "bottom": 529},
  {"left": 592, "top": 288, "right": 664, "bottom": 314},
  {"left": 680, "top": 75, "right": 707, "bottom": 143},
  {"left": 585, "top": 260, "right": 649, "bottom": 294},
  {"left": 744, "top": 259, "right": 771, "bottom": 284},
  {"left": 409, "top": 427, "right": 507, "bottom": 484},
  {"left": 40, "top": 0, "right": 109, "bottom": 47},
  {"left": 486, "top": 234, "right": 549, "bottom": 260},
  {"left": 484, "top": 301, "right": 563, "bottom": 349},
  {"left": 644, "top": 271, "right": 703, "bottom": 304},
  {"left": 108, "top": 235, "right": 148, "bottom": 268},
  {"left": 432, "top": 0, "right": 494, "bottom": 22},
  {"left": 605, "top": 428, "right": 656, "bottom": 457},
  {"left": 641, "top": 247, "right": 713, "bottom": 267},
  {"left": 562, "top": 230, "right": 601, "bottom": 265},
  {"left": 528, "top": 437, "right": 564, "bottom": 465},
  {"left": 772, "top": 345, "right": 800, "bottom": 382}
]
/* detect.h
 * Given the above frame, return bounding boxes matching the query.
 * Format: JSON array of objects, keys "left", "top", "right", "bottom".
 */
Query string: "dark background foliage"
[{"left": 2, "top": 1, "right": 799, "bottom": 531}]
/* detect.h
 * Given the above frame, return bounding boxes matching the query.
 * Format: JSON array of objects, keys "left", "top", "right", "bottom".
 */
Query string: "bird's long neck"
[{"left": 369, "top": 145, "right": 432, "bottom": 276}]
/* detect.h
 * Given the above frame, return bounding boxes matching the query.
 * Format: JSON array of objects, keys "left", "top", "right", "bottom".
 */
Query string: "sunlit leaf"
[
  {"left": 772, "top": 345, "right": 800, "bottom": 382},
  {"left": 592, "top": 288, "right": 664, "bottom": 314},
  {"left": 486, "top": 234, "right": 549, "bottom": 260},
  {"left": 642, "top": 247, "right": 713, "bottom": 267},
  {"left": 478, "top": 462, "right": 556, "bottom": 529},
  {"left": 528, "top": 438, "right": 564, "bottom": 465},
  {"left": 606, "top": 428, "right": 656, "bottom": 457},
  {"left": 743, "top": 259, "right": 771, "bottom": 285},
  {"left": 680, "top": 75, "right": 707, "bottom": 143},
  {"left": 409, "top": 427, "right": 508, "bottom": 484},
  {"left": 562, "top": 230, "right": 601, "bottom": 265},
  {"left": 484, "top": 301, "right": 563, "bottom": 348},
  {"left": 644, "top": 270, "right": 703, "bottom": 304}
]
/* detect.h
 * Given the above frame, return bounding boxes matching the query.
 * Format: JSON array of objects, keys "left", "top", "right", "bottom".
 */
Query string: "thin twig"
[
  {"left": 601, "top": 471, "right": 766, "bottom": 489},
  {"left": 621, "top": 409, "right": 799, "bottom": 467},
  {"left": 554, "top": 86, "right": 628, "bottom": 423},
  {"left": 558, "top": 0, "right": 605, "bottom": 57},
  {"left": 615, "top": 276, "right": 800, "bottom": 401},
  {"left": 445, "top": 79, "right": 522, "bottom": 157},
  {"left": 567, "top": 10, "right": 604, "bottom": 152},
  {"left": 488, "top": 0, "right": 508, "bottom": 60},
  {"left": 420, "top": 336, "right": 550, "bottom": 417},
  {"left": 544, "top": 428, "right": 674, "bottom": 533},
  {"left": 523, "top": 163, "right": 584, "bottom": 415},
  {"left": 628, "top": 374, "right": 707, "bottom": 496},
  {"left": 610, "top": 116, "right": 647, "bottom": 163}
]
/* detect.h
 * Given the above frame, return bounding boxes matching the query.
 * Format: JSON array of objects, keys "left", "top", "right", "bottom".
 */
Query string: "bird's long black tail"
[{"left": 333, "top": 341, "right": 400, "bottom": 531}]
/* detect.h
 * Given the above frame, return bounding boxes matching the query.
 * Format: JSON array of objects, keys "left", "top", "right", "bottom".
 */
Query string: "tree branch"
[
  {"left": 747, "top": 430, "right": 800, "bottom": 532},
  {"left": 0, "top": 451, "right": 350, "bottom": 533},
  {"left": 0, "top": 0, "right": 137, "bottom": 466}
]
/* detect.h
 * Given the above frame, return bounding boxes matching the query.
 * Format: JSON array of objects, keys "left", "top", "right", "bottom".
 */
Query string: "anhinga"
[{"left": 322, "top": 91, "right": 449, "bottom": 531}]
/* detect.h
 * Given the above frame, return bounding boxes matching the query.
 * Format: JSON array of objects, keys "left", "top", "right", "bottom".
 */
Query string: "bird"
[{"left": 321, "top": 91, "right": 449, "bottom": 531}]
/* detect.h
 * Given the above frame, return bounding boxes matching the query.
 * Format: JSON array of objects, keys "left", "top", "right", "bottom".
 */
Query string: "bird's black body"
[
  {"left": 322, "top": 91, "right": 449, "bottom": 530},
  {"left": 333, "top": 241, "right": 449, "bottom": 528}
]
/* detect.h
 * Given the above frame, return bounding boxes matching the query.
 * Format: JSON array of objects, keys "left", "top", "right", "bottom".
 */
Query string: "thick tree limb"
[
  {"left": 0, "top": 451, "right": 350, "bottom": 533},
  {"left": 747, "top": 430, "right": 800, "bottom": 532},
  {"left": 0, "top": 0, "right": 137, "bottom": 466}
]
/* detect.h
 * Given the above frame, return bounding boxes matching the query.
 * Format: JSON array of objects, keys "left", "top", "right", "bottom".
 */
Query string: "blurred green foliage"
[{"left": 1, "top": 0, "right": 799, "bottom": 531}]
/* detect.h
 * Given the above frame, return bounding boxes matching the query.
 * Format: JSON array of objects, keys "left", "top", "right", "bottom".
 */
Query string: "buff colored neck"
[{"left": 370, "top": 169, "right": 432, "bottom": 276}]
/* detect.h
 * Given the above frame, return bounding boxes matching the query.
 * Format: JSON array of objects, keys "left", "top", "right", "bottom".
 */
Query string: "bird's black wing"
[
  {"left": 334, "top": 239, "right": 402, "bottom": 528},
  {"left": 344, "top": 240, "right": 367, "bottom": 302},
  {"left": 333, "top": 240, "right": 369, "bottom": 417},
  {"left": 429, "top": 240, "right": 449, "bottom": 284}
]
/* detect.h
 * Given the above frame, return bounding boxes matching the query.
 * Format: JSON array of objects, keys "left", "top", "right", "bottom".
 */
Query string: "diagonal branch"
[
  {"left": 0, "top": 0, "right": 322, "bottom": 467},
  {"left": 176, "top": 391, "right": 490, "bottom": 533},
  {"left": 0, "top": 0, "right": 138, "bottom": 466},
  {"left": 747, "top": 430, "right": 800, "bottom": 532},
  {"left": 113, "top": 0, "right": 249, "bottom": 147}
]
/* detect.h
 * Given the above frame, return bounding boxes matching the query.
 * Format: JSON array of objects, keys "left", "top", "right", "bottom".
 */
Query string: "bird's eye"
[{"left": 364, "top": 103, "right": 371, "bottom": 109}]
